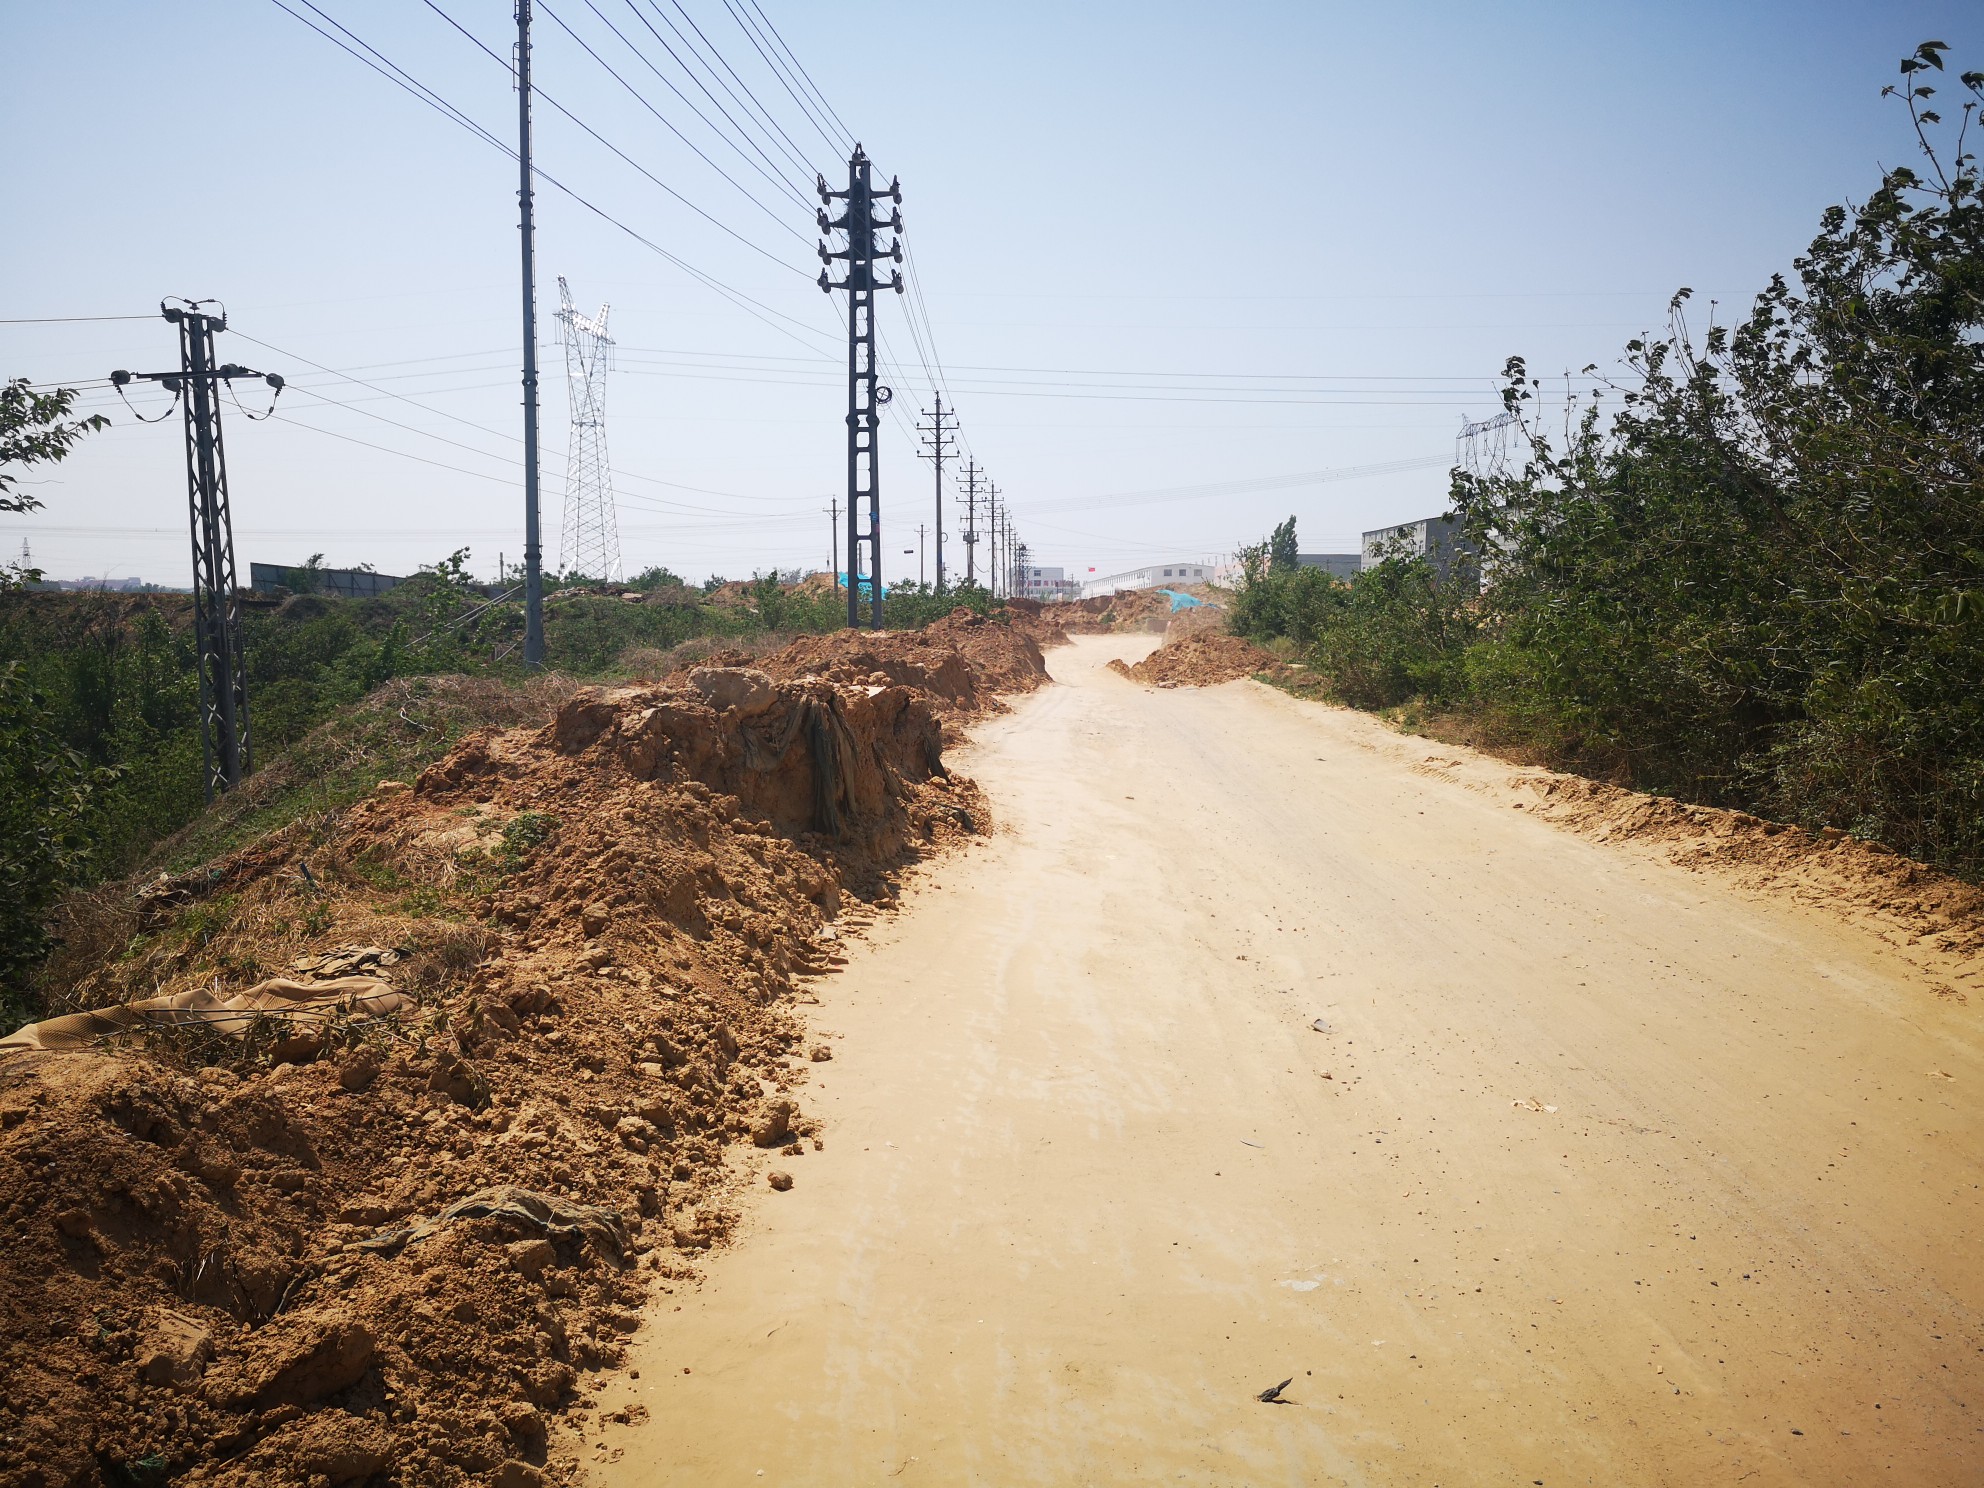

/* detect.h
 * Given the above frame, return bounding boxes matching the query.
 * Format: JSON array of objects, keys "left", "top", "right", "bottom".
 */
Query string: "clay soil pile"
[
  {"left": 1053, "top": 588, "right": 1187, "bottom": 634},
  {"left": 0, "top": 615, "right": 1047, "bottom": 1488},
  {"left": 1108, "top": 632, "right": 1283, "bottom": 688},
  {"left": 705, "top": 607, "right": 1052, "bottom": 739}
]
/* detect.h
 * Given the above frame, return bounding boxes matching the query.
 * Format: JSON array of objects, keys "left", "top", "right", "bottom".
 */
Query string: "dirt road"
[{"left": 592, "top": 635, "right": 1982, "bottom": 1486}]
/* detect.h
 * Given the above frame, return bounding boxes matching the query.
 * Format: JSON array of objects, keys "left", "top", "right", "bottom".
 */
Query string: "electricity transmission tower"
[
  {"left": 1457, "top": 409, "right": 1519, "bottom": 480},
  {"left": 916, "top": 393, "right": 954, "bottom": 593},
  {"left": 818, "top": 144, "right": 903, "bottom": 629},
  {"left": 555, "top": 275, "right": 622, "bottom": 583},
  {"left": 110, "top": 300, "right": 284, "bottom": 799}
]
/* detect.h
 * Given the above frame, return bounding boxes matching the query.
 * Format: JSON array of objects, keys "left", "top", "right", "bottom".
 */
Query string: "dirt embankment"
[
  {"left": 0, "top": 615, "right": 1046, "bottom": 1488},
  {"left": 1051, "top": 587, "right": 1202, "bottom": 634},
  {"left": 1107, "top": 631, "right": 1282, "bottom": 688},
  {"left": 1383, "top": 743, "right": 1984, "bottom": 972},
  {"left": 705, "top": 608, "right": 1052, "bottom": 738}
]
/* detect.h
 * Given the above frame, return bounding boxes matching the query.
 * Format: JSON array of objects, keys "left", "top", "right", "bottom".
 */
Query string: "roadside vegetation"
[
  {"left": 0, "top": 464, "right": 1002, "bottom": 1019},
  {"left": 1234, "top": 44, "right": 1984, "bottom": 881}
]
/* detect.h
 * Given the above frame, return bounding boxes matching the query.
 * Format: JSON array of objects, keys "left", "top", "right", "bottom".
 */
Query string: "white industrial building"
[{"left": 1079, "top": 560, "right": 1214, "bottom": 599}]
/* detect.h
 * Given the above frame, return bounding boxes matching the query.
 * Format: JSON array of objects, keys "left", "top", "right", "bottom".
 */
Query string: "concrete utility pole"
[
  {"left": 817, "top": 145, "right": 904, "bottom": 629},
  {"left": 916, "top": 393, "right": 954, "bottom": 593},
  {"left": 915, "top": 524, "right": 926, "bottom": 587},
  {"left": 517, "top": 0, "right": 545, "bottom": 664},
  {"left": 826, "top": 497, "right": 839, "bottom": 590},
  {"left": 110, "top": 300, "right": 284, "bottom": 799},
  {"left": 960, "top": 460, "right": 981, "bottom": 586},
  {"left": 986, "top": 484, "right": 1002, "bottom": 597}
]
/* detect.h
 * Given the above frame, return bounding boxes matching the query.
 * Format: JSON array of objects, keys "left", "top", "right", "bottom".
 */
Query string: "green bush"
[{"left": 1237, "top": 44, "right": 1984, "bottom": 878}]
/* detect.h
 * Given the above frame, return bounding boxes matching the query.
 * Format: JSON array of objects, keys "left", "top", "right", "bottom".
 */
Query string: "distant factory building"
[
  {"left": 1297, "top": 553, "right": 1362, "bottom": 579},
  {"left": 1019, "top": 565, "right": 1080, "bottom": 602},
  {"left": 1360, "top": 515, "right": 1479, "bottom": 588},
  {"left": 250, "top": 561, "right": 405, "bottom": 599},
  {"left": 1079, "top": 560, "right": 1213, "bottom": 599}
]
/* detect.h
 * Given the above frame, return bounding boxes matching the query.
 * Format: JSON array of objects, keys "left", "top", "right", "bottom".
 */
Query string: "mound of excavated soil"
[
  {"left": 0, "top": 624, "right": 1044, "bottom": 1488},
  {"left": 1054, "top": 588, "right": 1184, "bottom": 635},
  {"left": 704, "top": 608, "right": 1050, "bottom": 740},
  {"left": 1108, "top": 633, "right": 1283, "bottom": 688}
]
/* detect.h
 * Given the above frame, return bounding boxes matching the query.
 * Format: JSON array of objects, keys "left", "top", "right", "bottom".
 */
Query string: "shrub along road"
[{"left": 591, "top": 635, "right": 1981, "bottom": 1486}]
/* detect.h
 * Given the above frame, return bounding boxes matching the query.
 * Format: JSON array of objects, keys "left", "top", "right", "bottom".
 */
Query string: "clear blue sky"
[{"left": 4, "top": 1, "right": 1978, "bottom": 585}]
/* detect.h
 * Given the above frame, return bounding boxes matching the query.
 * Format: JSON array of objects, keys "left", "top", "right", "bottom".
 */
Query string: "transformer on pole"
[
  {"left": 818, "top": 145, "right": 903, "bottom": 630},
  {"left": 110, "top": 300, "right": 284, "bottom": 800},
  {"left": 555, "top": 276, "right": 622, "bottom": 583}
]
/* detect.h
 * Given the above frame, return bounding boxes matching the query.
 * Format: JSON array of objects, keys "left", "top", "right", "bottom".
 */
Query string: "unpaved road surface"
[{"left": 592, "top": 635, "right": 1982, "bottom": 1486}]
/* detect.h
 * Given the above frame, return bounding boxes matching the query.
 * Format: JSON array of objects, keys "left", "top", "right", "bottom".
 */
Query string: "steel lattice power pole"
[
  {"left": 959, "top": 460, "right": 981, "bottom": 586},
  {"left": 555, "top": 276, "right": 622, "bottom": 582},
  {"left": 111, "top": 301, "right": 284, "bottom": 799},
  {"left": 818, "top": 145, "right": 903, "bottom": 629},
  {"left": 916, "top": 393, "right": 954, "bottom": 593},
  {"left": 517, "top": 0, "right": 545, "bottom": 663}
]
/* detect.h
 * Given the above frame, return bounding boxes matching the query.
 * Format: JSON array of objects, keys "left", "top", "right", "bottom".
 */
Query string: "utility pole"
[
  {"left": 1014, "top": 538, "right": 1031, "bottom": 600},
  {"left": 916, "top": 393, "right": 954, "bottom": 593},
  {"left": 915, "top": 523, "right": 926, "bottom": 587},
  {"left": 826, "top": 497, "right": 839, "bottom": 590},
  {"left": 986, "top": 483, "right": 1002, "bottom": 597},
  {"left": 818, "top": 145, "right": 903, "bottom": 630},
  {"left": 517, "top": 0, "right": 545, "bottom": 664},
  {"left": 959, "top": 460, "right": 981, "bottom": 586},
  {"left": 111, "top": 300, "right": 283, "bottom": 799}
]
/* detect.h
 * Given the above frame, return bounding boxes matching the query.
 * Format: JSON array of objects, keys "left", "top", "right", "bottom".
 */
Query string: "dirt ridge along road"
[{"left": 585, "top": 634, "right": 1982, "bottom": 1487}]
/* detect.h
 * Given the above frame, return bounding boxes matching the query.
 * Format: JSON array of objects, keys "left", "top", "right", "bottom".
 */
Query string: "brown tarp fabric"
[{"left": 0, "top": 976, "right": 416, "bottom": 1055}]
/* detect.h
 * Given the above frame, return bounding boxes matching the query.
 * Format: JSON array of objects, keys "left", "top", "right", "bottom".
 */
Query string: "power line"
[
  {"left": 537, "top": 0, "right": 816, "bottom": 238},
  {"left": 742, "top": 0, "right": 858, "bottom": 150},
  {"left": 1022, "top": 456, "right": 1454, "bottom": 518},
  {"left": 654, "top": 0, "right": 819, "bottom": 181},
  {"left": 422, "top": 0, "right": 810, "bottom": 276},
  {"left": 263, "top": 0, "right": 838, "bottom": 357},
  {"left": 570, "top": 0, "right": 813, "bottom": 209},
  {"left": 717, "top": 0, "right": 840, "bottom": 154},
  {"left": 0, "top": 315, "right": 158, "bottom": 325},
  {"left": 611, "top": 0, "right": 814, "bottom": 203},
  {"left": 268, "top": 0, "right": 509, "bottom": 149}
]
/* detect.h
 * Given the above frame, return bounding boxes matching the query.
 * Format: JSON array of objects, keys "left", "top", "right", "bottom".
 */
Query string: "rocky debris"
[
  {"left": 1108, "top": 633, "right": 1284, "bottom": 688},
  {"left": 0, "top": 617, "right": 1048, "bottom": 1487},
  {"left": 136, "top": 1309, "right": 214, "bottom": 1389},
  {"left": 766, "top": 1171, "right": 794, "bottom": 1192}
]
